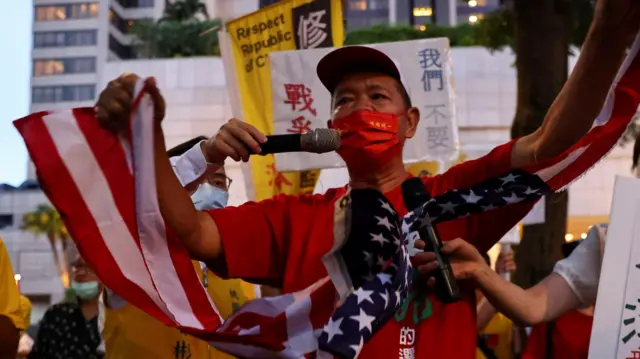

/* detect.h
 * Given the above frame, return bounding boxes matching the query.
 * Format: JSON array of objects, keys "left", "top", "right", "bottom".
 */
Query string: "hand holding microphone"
[{"left": 203, "top": 118, "right": 340, "bottom": 164}]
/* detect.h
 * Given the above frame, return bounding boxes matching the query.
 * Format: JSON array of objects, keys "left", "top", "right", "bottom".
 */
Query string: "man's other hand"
[
  {"left": 95, "top": 74, "right": 166, "bottom": 134},
  {"left": 594, "top": 0, "right": 640, "bottom": 38}
]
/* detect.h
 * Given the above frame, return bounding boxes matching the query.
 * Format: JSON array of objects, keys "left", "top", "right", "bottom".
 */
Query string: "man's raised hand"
[{"left": 95, "top": 74, "right": 166, "bottom": 134}]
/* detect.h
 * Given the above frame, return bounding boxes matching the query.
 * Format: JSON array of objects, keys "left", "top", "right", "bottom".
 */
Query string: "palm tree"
[
  {"left": 161, "top": 0, "right": 209, "bottom": 22},
  {"left": 21, "top": 204, "right": 71, "bottom": 288}
]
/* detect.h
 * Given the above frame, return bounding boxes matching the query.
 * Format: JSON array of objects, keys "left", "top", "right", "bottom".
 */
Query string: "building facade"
[{"left": 27, "top": 0, "right": 258, "bottom": 179}]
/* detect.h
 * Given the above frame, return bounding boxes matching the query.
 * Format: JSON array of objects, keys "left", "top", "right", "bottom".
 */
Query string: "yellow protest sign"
[{"left": 226, "top": 0, "right": 344, "bottom": 200}]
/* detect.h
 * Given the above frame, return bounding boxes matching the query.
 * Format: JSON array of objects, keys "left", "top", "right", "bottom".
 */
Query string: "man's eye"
[
  {"left": 335, "top": 97, "right": 350, "bottom": 106},
  {"left": 372, "top": 93, "right": 387, "bottom": 100}
]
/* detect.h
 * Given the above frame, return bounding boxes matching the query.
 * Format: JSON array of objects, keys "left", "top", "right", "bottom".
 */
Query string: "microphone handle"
[
  {"left": 419, "top": 222, "right": 460, "bottom": 303},
  {"left": 258, "top": 134, "right": 302, "bottom": 155}
]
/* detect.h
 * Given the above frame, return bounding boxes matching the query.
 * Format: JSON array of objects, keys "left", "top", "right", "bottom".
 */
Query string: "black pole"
[
  {"left": 408, "top": 0, "right": 416, "bottom": 26},
  {"left": 431, "top": 0, "right": 437, "bottom": 25}
]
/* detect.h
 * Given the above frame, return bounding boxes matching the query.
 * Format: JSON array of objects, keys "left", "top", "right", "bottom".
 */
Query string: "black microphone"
[
  {"left": 402, "top": 177, "right": 460, "bottom": 304},
  {"left": 259, "top": 128, "right": 340, "bottom": 155}
]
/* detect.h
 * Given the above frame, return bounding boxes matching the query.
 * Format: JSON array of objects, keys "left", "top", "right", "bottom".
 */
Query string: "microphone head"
[{"left": 300, "top": 128, "right": 341, "bottom": 153}]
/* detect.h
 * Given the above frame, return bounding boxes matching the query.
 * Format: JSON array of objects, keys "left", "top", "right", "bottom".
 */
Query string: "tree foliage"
[
  {"left": 130, "top": 0, "right": 221, "bottom": 58},
  {"left": 21, "top": 204, "right": 71, "bottom": 288},
  {"left": 161, "top": 0, "right": 209, "bottom": 22},
  {"left": 345, "top": 24, "right": 479, "bottom": 47},
  {"left": 473, "top": 0, "right": 595, "bottom": 53}
]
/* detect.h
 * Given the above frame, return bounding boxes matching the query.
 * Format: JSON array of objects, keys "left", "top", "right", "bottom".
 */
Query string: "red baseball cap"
[{"left": 316, "top": 46, "right": 403, "bottom": 94}]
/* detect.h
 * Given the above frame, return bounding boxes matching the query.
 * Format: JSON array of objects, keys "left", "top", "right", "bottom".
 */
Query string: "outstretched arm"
[
  {"left": 421, "top": 238, "right": 582, "bottom": 326},
  {"left": 473, "top": 266, "right": 579, "bottom": 327},
  {"left": 511, "top": 2, "right": 638, "bottom": 167}
]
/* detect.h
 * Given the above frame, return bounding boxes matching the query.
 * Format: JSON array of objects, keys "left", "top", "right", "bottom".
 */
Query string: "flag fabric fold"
[{"left": 14, "top": 33, "right": 640, "bottom": 359}]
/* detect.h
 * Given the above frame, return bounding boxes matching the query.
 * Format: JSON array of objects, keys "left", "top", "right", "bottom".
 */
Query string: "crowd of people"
[{"left": 1, "top": 0, "right": 639, "bottom": 358}]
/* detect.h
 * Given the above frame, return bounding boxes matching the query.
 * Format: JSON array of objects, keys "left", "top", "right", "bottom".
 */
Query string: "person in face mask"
[
  {"left": 99, "top": 137, "right": 258, "bottom": 359},
  {"left": 95, "top": 8, "right": 639, "bottom": 355},
  {"left": 29, "top": 253, "right": 103, "bottom": 359}
]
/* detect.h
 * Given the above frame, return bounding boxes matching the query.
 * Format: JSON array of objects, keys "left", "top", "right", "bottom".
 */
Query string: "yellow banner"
[{"left": 226, "top": 0, "right": 344, "bottom": 201}]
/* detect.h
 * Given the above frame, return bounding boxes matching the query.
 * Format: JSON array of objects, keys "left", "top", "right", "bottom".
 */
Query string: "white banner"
[
  {"left": 589, "top": 176, "right": 640, "bottom": 358},
  {"left": 269, "top": 38, "right": 460, "bottom": 171}
]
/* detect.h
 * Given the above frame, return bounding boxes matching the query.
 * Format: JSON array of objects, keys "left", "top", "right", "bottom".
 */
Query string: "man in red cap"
[{"left": 95, "top": 2, "right": 639, "bottom": 357}]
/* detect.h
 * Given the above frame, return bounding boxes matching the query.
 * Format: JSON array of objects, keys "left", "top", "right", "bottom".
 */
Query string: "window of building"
[
  {"left": 349, "top": 0, "right": 367, "bottom": 10},
  {"left": 109, "top": 35, "right": 136, "bottom": 59},
  {"left": 369, "top": 0, "right": 388, "bottom": 10},
  {"left": 35, "top": 3, "right": 99, "bottom": 21},
  {"left": 109, "top": 8, "right": 132, "bottom": 34},
  {"left": 32, "top": 85, "right": 96, "bottom": 103},
  {"left": 34, "top": 30, "right": 98, "bottom": 48},
  {"left": 115, "top": 0, "right": 154, "bottom": 8},
  {"left": 33, "top": 58, "right": 96, "bottom": 76},
  {"left": 0, "top": 214, "right": 13, "bottom": 230}
]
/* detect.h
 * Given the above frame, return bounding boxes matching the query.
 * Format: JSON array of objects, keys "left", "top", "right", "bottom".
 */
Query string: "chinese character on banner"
[
  {"left": 418, "top": 48, "right": 443, "bottom": 92},
  {"left": 627, "top": 350, "right": 640, "bottom": 359},
  {"left": 173, "top": 340, "right": 191, "bottom": 359},
  {"left": 283, "top": 84, "right": 317, "bottom": 116},
  {"left": 287, "top": 116, "right": 312, "bottom": 134},
  {"left": 399, "top": 327, "right": 415, "bottom": 346},
  {"left": 297, "top": 10, "right": 328, "bottom": 49},
  {"left": 423, "top": 104, "right": 447, "bottom": 125},
  {"left": 398, "top": 347, "right": 415, "bottom": 359},
  {"left": 427, "top": 126, "right": 450, "bottom": 149},
  {"left": 266, "top": 163, "right": 292, "bottom": 191}
]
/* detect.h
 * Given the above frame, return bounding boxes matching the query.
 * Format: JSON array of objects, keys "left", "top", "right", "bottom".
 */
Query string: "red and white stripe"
[{"left": 524, "top": 32, "right": 640, "bottom": 190}]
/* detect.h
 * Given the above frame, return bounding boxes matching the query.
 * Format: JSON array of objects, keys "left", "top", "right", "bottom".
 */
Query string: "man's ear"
[{"left": 405, "top": 107, "right": 420, "bottom": 139}]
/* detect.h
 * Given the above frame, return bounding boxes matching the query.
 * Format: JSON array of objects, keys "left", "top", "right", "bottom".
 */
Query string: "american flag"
[
  {"left": 13, "top": 81, "right": 410, "bottom": 358},
  {"left": 14, "top": 33, "right": 640, "bottom": 358}
]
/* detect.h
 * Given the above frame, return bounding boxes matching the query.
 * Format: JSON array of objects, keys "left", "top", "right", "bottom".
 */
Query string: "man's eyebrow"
[
  {"left": 334, "top": 86, "right": 353, "bottom": 98},
  {"left": 368, "top": 84, "right": 390, "bottom": 92}
]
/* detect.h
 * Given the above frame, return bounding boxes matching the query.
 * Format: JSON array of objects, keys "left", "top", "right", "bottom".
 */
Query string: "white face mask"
[{"left": 191, "top": 183, "right": 229, "bottom": 210}]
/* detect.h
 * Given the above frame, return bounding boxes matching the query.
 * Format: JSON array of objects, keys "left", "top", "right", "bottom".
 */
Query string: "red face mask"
[{"left": 330, "top": 110, "right": 403, "bottom": 174}]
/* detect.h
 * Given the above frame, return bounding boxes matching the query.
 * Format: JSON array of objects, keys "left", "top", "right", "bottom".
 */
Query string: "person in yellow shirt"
[
  {"left": 0, "top": 236, "right": 24, "bottom": 359},
  {"left": 101, "top": 138, "right": 259, "bottom": 359},
  {"left": 476, "top": 251, "right": 516, "bottom": 359}
]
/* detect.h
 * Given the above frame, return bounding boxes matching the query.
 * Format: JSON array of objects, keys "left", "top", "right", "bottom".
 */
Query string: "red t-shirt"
[
  {"left": 208, "top": 140, "right": 535, "bottom": 359},
  {"left": 523, "top": 310, "right": 594, "bottom": 359}
]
